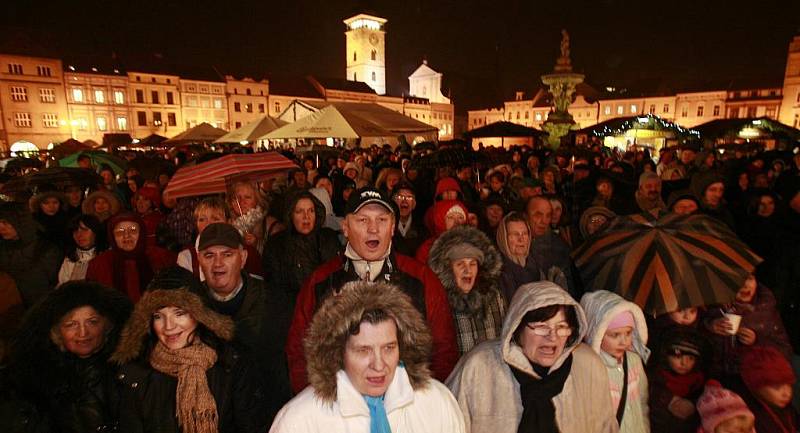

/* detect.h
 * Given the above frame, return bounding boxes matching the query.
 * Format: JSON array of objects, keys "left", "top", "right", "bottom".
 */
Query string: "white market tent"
[
  {"left": 214, "top": 116, "right": 288, "bottom": 149},
  {"left": 263, "top": 102, "right": 438, "bottom": 148}
]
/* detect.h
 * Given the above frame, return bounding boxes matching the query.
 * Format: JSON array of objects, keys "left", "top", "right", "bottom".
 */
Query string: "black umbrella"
[
  {"left": 127, "top": 155, "right": 176, "bottom": 180},
  {"left": 410, "top": 147, "right": 487, "bottom": 170},
  {"left": 1, "top": 167, "right": 102, "bottom": 194},
  {"left": 0, "top": 157, "right": 44, "bottom": 174}
]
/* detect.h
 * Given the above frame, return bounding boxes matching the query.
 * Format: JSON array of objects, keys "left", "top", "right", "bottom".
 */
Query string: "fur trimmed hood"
[
  {"left": 428, "top": 225, "right": 502, "bottom": 295},
  {"left": 110, "top": 287, "right": 234, "bottom": 364},
  {"left": 303, "top": 280, "right": 432, "bottom": 403}
]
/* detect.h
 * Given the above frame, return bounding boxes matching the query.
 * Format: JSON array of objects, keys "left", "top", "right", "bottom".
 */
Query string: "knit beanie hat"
[
  {"left": 446, "top": 243, "right": 485, "bottom": 264},
  {"left": 740, "top": 346, "right": 796, "bottom": 391},
  {"left": 608, "top": 311, "right": 635, "bottom": 330},
  {"left": 696, "top": 380, "right": 754, "bottom": 433}
]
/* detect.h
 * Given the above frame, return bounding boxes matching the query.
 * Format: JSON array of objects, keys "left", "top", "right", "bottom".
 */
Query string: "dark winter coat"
[
  {"left": 392, "top": 214, "right": 428, "bottom": 258},
  {"left": 0, "top": 202, "right": 63, "bottom": 307},
  {"left": 286, "top": 253, "right": 459, "bottom": 393},
  {"left": 117, "top": 343, "right": 266, "bottom": 433},
  {"left": 196, "top": 272, "right": 292, "bottom": 422},
  {"left": 530, "top": 230, "right": 579, "bottom": 297},
  {"left": 262, "top": 191, "right": 340, "bottom": 309},
  {"left": 0, "top": 281, "right": 132, "bottom": 433},
  {"left": 498, "top": 255, "right": 545, "bottom": 303},
  {"left": 428, "top": 225, "right": 506, "bottom": 356}
]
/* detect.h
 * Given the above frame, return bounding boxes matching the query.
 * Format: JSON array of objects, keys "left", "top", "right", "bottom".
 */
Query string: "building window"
[
  {"left": 274, "top": 102, "right": 281, "bottom": 113},
  {"left": 153, "top": 112, "right": 163, "bottom": 126},
  {"left": 371, "top": 71, "right": 376, "bottom": 82},
  {"left": 40, "top": 88, "right": 55, "bottom": 103},
  {"left": 353, "top": 72, "right": 357, "bottom": 81},
  {"left": 246, "top": 88, "right": 251, "bottom": 96},
  {"left": 747, "top": 106, "right": 757, "bottom": 117},
  {"left": 258, "top": 103, "right": 265, "bottom": 113},
  {"left": 604, "top": 106, "right": 611, "bottom": 115},
  {"left": 681, "top": 107, "right": 688, "bottom": 117},
  {"left": 200, "top": 98, "right": 210, "bottom": 109},
  {"left": 649, "top": 104, "right": 656, "bottom": 114},
  {"left": 697, "top": 106, "right": 704, "bottom": 117},
  {"left": 663, "top": 104, "right": 669, "bottom": 113},
  {"left": 796, "top": 92, "right": 800, "bottom": 103},
  {"left": 136, "top": 76, "right": 141, "bottom": 82},
  {"left": 8, "top": 63, "right": 23, "bottom": 74},
  {"left": 167, "top": 92, "right": 174, "bottom": 105},
  {"left": 235, "top": 122, "right": 242, "bottom": 129},
  {"left": 167, "top": 78, "right": 171, "bottom": 84},
  {"left": 151, "top": 77, "right": 156, "bottom": 83},
  {"left": 371, "top": 50, "right": 376, "bottom": 61},
  {"left": 151, "top": 91, "right": 160, "bottom": 104},
  {"left": 137, "top": 111, "right": 147, "bottom": 126},
  {"left": 535, "top": 113, "right": 542, "bottom": 121},
  {"left": 14, "top": 112, "right": 32, "bottom": 127},
  {"left": 186, "top": 96, "right": 197, "bottom": 107},
  {"left": 97, "top": 117, "right": 108, "bottom": 131},
  {"left": 630, "top": 104, "right": 637, "bottom": 113},
  {"left": 214, "top": 98, "right": 224, "bottom": 109},
  {"left": 245, "top": 103, "right": 253, "bottom": 113},
  {"left": 76, "top": 118, "right": 88, "bottom": 130},
  {"left": 135, "top": 89, "right": 144, "bottom": 103},
  {"left": 113, "top": 90, "right": 125, "bottom": 104},
  {"left": 36, "top": 65, "right": 52, "bottom": 77},
  {"left": 524, "top": 111, "right": 529, "bottom": 119},
  {"left": 516, "top": 112, "right": 520, "bottom": 120},
  {"left": 616, "top": 105, "right": 624, "bottom": 115},
  {"left": 713, "top": 105, "right": 720, "bottom": 116},
  {"left": 42, "top": 113, "right": 58, "bottom": 128},
  {"left": 766, "top": 107, "right": 777, "bottom": 118},
  {"left": 71, "top": 88, "right": 84, "bottom": 102},
  {"left": 234, "top": 102, "right": 241, "bottom": 112},
  {"left": 729, "top": 107, "right": 739, "bottom": 118},
  {"left": 353, "top": 52, "right": 357, "bottom": 62},
  {"left": 199, "top": 85, "right": 209, "bottom": 93},
  {"left": 117, "top": 117, "right": 128, "bottom": 130},
  {"left": 167, "top": 113, "right": 177, "bottom": 126},
  {"left": 94, "top": 90, "right": 105, "bottom": 104},
  {"left": 10, "top": 86, "right": 28, "bottom": 102}
]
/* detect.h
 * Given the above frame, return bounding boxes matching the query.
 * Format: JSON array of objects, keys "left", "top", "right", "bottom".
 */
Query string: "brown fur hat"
[
  {"left": 304, "top": 280, "right": 432, "bottom": 402},
  {"left": 110, "top": 287, "right": 234, "bottom": 364},
  {"left": 82, "top": 189, "right": 121, "bottom": 218}
]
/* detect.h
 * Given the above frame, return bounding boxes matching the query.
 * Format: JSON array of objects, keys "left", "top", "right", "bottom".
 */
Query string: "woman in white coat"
[{"left": 269, "top": 280, "right": 465, "bottom": 433}]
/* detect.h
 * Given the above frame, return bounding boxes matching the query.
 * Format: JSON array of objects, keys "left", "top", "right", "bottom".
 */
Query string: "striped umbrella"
[
  {"left": 164, "top": 152, "right": 298, "bottom": 199},
  {"left": 572, "top": 212, "right": 762, "bottom": 316}
]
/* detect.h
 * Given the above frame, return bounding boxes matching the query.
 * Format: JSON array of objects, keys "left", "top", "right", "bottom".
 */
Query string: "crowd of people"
[{"left": 0, "top": 140, "right": 798, "bottom": 433}]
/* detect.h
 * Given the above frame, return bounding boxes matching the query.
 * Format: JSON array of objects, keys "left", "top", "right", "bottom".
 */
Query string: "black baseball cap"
[{"left": 345, "top": 187, "right": 395, "bottom": 215}]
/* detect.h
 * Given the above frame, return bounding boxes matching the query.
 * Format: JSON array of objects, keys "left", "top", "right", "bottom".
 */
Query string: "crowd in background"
[{"left": 0, "top": 139, "right": 797, "bottom": 433}]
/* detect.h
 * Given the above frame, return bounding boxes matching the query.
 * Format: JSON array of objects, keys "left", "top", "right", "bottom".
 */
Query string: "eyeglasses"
[
  {"left": 394, "top": 194, "right": 415, "bottom": 202},
  {"left": 526, "top": 323, "right": 573, "bottom": 337},
  {"left": 113, "top": 226, "right": 139, "bottom": 236}
]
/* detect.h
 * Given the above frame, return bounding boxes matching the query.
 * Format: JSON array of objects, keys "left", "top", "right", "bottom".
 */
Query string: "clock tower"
[{"left": 344, "top": 13, "right": 387, "bottom": 95}]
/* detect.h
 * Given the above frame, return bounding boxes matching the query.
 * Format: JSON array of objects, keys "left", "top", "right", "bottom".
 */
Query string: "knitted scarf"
[
  {"left": 511, "top": 354, "right": 573, "bottom": 433},
  {"left": 150, "top": 341, "right": 219, "bottom": 433}
]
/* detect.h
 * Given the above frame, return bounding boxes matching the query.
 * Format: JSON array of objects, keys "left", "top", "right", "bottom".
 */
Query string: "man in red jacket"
[{"left": 286, "top": 186, "right": 459, "bottom": 393}]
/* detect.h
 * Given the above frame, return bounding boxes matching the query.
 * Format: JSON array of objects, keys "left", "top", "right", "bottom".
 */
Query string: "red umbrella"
[{"left": 164, "top": 152, "right": 298, "bottom": 199}]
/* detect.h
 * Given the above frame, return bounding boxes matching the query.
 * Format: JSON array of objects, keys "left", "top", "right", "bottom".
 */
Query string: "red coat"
[
  {"left": 86, "top": 246, "right": 176, "bottom": 301},
  {"left": 286, "top": 253, "right": 458, "bottom": 393}
]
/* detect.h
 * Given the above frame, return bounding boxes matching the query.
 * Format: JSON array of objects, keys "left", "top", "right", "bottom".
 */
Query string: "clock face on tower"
[{"left": 369, "top": 34, "right": 379, "bottom": 46}]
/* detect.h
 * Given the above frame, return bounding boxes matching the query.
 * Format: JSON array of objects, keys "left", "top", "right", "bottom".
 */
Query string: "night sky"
[{"left": 2, "top": 0, "right": 799, "bottom": 113}]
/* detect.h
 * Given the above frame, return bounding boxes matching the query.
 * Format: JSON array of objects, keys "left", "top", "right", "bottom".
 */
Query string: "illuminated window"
[
  {"left": 14, "top": 112, "right": 32, "bottom": 127},
  {"left": 10, "top": 86, "right": 28, "bottom": 102},
  {"left": 113, "top": 90, "right": 125, "bottom": 104},
  {"left": 77, "top": 117, "right": 88, "bottom": 130},
  {"left": 535, "top": 113, "right": 542, "bottom": 121},
  {"left": 604, "top": 106, "right": 611, "bottom": 115},
  {"left": 200, "top": 98, "right": 210, "bottom": 109},
  {"left": 40, "top": 88, "right": 55, "bottom": 103},
  {"left": 697, "top": 106, "right": 704, "bottom": 117},
  {"left": 94, "top": 90, "right": 105, "bottom": 103},
  {"left": 96, "top": 117, "right": 108, "bottom": 131},
  {"left": 616, "top": 105, "right": 624, "bottom": 115},
  {"left": 713, "top": 105, "right": 720, "bottom": 116},
  {"left": 214, "top": 98, "right": 223, "bottom": 109},
  {"left": 117, "top": 117, "right": 128, "bottom": 130},
  {"left": 630, "top": 104, "right": 637, "bottom": 113},
  {"left": 72, "top": 88, "right": 84, "bottom": 102},
  {"left": 42, "top": 113, "right": 58, "bottom": 128},
  {"left": 8, "top": 63, "right": 23, "bottom": 74}
]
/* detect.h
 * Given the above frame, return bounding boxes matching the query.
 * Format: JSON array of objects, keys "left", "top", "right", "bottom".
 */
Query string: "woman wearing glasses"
[
  {"left": 87, "top": 212, "right": 176, "bottom": 302},
  {"left": 446, "top": 280, "right": 618, "bottom": 433}
]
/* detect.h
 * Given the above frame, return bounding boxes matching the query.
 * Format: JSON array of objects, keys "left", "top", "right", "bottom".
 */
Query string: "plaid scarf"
[
  {"left": 451, "top": 288, "right": 506, "bottom": 356},
  {"left": 150, "top": 340, "right": 219, "bottom": 433}
]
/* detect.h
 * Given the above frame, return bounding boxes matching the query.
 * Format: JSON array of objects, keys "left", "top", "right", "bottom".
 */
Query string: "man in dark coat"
[
  {"left": 0, "top": 202, "right": 62, "bottom": 307},
  {"left": 286, "top": 187, "right": 459, "bottom": 393},
  {"left": 196, "top": 223, "right": 291, "bottom": 423},
  {"left": 262, "top": 190, "right": 341, "bottom": 311}
]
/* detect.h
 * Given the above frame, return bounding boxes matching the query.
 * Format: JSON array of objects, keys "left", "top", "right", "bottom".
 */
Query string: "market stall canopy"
[
  {"left": 49, "top": 139, "right": 93, "bottom": 159},
  {"left": 693, "top": 117, "right": 800, "bottom": 148},
  {"left": 135, "top": 134, "right": 168, "bottom": 148},
  {"left": 464, "top": 121, "right": 547, "bottom": 138},
  {"left": 214, "top": 116, "right": 288, "bottom": 143},
  {"left": 100, "top": 133, "right": 134, "bottom": 150},
  {"left": 163, "top": 122, "right": 228, "bottom": 145},
  {"left": 262, "top": 102, "right": 438, "bottom": 144}
]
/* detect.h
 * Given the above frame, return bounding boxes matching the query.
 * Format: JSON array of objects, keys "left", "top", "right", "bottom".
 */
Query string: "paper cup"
[{"left": 723, "top": 313, "right": 742, "bottom": 335}]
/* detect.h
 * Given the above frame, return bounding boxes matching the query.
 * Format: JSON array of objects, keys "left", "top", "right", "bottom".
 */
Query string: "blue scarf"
[{"left": 363, "top": 395, "right": 391, "bottom": 433}]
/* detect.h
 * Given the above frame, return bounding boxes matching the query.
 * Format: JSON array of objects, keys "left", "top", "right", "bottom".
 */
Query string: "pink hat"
[
  {"left": 696, "top": 380, "right": 754, "bottom": 433},
  {"left": 607, "top": 311, "right": 635, "bottom": 330}
]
